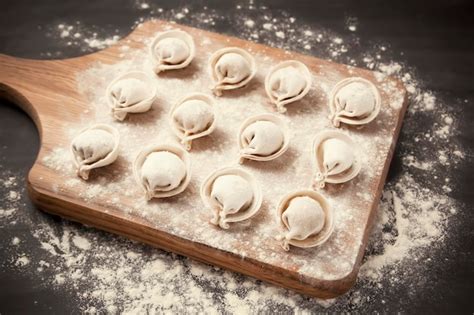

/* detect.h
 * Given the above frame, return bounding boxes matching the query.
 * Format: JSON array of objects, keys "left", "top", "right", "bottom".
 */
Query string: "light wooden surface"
[{"left": 0, "top": 20, "right": 408, "bottom": 298}]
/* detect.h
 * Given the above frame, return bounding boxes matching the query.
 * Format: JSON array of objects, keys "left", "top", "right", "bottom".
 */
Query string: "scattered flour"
[
  {"left": 346, "top": 17, "right": 358, "bottom": 32},
  {"left": 46, "top": 22, "right": 121, "bottom": 52},
  {"left": 139, "top": 3, "right": 150, "bottom": 10},
  {"left": 72, "top": 235, "right": 91, "bottom": 251},
  {"left": 84, "top": 36, "right": 120, "bottom": 49},
  {"left": 275, "top": 31, "right": 285, "bottom": 39},
  {"left": 244, "top": 19, "right": 255, "bottom": 28},
  {"left": 1, "top": 1, "right": 468, "bottom": 313},
  {"left": 15, "top": 255, "right": 30, "bottom": 267},
  {"left": 11, "top": 237, "right": 20, "bottom": 245}
]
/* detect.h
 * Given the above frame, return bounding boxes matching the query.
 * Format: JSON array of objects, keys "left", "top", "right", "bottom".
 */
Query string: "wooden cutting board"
[{"left": 0, "top": 20, "right": 408, "bottom": 298}]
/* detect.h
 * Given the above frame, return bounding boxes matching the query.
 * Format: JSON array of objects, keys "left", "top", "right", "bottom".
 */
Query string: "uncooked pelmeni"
[
  {"left": 329, "top": 77, "right": 381, "bottom": 127},
  {"left": 238, "top": 113, "right": 289, "bottom": 163},
  {"left": 276, "top": 190, "right": 334, "bottom": 251},
  {"left": 209, "top": 47, "right": 256, "bottom": 96},
  {"left": 150, "top": 30, "right": 195, "bottom": 73},
  {"left": 133, "top": 144, "right": 191, "bottom": 200},
  {"left": 200, "top": 167, "right": 262, "bottom": 229},
  {"left": 323, "top": 138, "right": 354, "bottom": 175},
  {"left": 312, "top": 130, "right": 361, "bottom": 189},
  {"left": 265, "top": 60, "right": 312, "bottom": 113},
  {"left": 106, "top": 71, "right": 157, "bottom": 121},
  {"left": 71, "top": 124, "right": 120, "bottom": 180},
  {"left": 170, "top": 93, "right": 217, "bottom": 150}
]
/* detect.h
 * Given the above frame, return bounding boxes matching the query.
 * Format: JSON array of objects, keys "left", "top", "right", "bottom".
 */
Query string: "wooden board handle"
[
  {"left": 0, "top": 53, "right": 98, "bottom": 142},
  {"left": 0, "top": 22, "right": 144, "bottom": 137},
  {"left": 0, "top": 55, "right": 48, "bottom": 130}
]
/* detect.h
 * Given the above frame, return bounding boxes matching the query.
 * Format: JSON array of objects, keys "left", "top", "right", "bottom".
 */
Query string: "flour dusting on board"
[
  {"left": 1, "top": 2, "right": 467, "bottom": 313},
  {"left": 45, "top": 27, "right": 398, "bottom": 282}
]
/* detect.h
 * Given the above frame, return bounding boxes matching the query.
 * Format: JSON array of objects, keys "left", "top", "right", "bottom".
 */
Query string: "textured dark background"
[{"left": 0, "top": 0, "right": 473, "bottom": 313}]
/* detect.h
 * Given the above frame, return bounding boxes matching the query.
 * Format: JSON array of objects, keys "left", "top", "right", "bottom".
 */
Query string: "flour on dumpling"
[
  {"left": 238, "top": 114, "right": 289, "bottom": 163},
  {"left": 170, "top": 93, "right": 217, "bottom": 151},
  {"left": 241, "top": 121, "right": 284, "bottom": 156},
  {"left": 334, "top": 81, "right": 376, "bottom": 118},
  {"left": 173, "top": 100, "right": 213, "bottom": 136},
  {"left": 150, "top": 30, "right": 195, "bottom": 73},
  {"left": 200, "top": 167, "right": 262, "bottom": 229},
  {"left": 141, "top": 152, "right": 186, "bottom": 194},
  {"left": 110, "top": 78, "right": 149, "bottom": 108},
  {"left": 211, "top": 175, "right": 253, "bottom": 216},
  {"left": 312, "top": 130, "right": 361, "bottom": 188},
  {"left": 71, "top": 124, "right": 120, "bottom": 180},
  {"left": 265, "top": 60, "right": 312, "bottom": 113},
  {"left": 133, "top": 145, "right": 191, "bottom": 199},
  {"left": 329, "top": 77, "right": 381, "bottom": 127},
  {"left": 268, "top": 67, "right": 307, "bottom": 102},
  {"left": 72, "top": 129, "right": 114, "bottom": 162},
  {"left": 106, "top": 72, "right": 156, "bottom": 121},
  {"left": 215, "top": 53, "right": 252, "bottom": 84},
  {"left": 154, "top": 37, "right": 190, "bottom": 65},
  {"left": 276, "top": 191, "right": 334, "bottom": 251},
  {"left": 281, "top": 196, "right": 325, "bottom": 243},
  {"left": 322, "top": 138, "right": 354, "bottom": 176},
  {"left": 209, "top": 47, "right": 256, "bottom": 96}
]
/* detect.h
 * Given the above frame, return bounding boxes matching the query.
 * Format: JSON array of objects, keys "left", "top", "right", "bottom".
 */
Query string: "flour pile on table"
[{"left": 1, "top": 1, "right": 467, "bottom": 313}]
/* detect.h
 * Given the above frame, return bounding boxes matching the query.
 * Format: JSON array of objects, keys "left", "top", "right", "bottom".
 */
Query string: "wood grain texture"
[{"left": 0, "top": 20, "right": 408, "bottom": 298}]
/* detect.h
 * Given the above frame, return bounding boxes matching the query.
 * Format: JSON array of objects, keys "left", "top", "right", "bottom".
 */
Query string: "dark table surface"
[{"left": 0, "top": 0, "right": 473, "bottom": 313}]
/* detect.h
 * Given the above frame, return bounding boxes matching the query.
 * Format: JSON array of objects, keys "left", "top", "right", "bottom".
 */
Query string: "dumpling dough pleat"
[
  {"left": 155, "top": 37, "right": 190, "bottom": 65},
  {"left": 322, "top": 138, "right": 354, "bottom": 176},
  {"left": 170, "top": 94, "right": 217, "bottom": 151},
  {"left": 110, "top": 78, "right": 149, "bottom": 108},
  {"left": 150, "top": 30, "right": 195, "bottom": 73},
  {"left": 106, "top": 72, "right": 156, "bottom": 121},
  {"left": 265, "top": 60, "right": 312, "bottom": 113},
  {"left": 172, "top": 99, "right": 214, "bottom": 137},
  {"left": 269, "top": 66, "right": 307, "bottom": 102},
  {"left": 72, "top": 129, "right": 115, "bottom": 166},
  {"left": 71, "top": 125, "right": 119, "bottom": 180},
  {"left": 312, "top": 130, "right": 361, "bottom": 189},
  {"left": 201, "top": 167, "right": 262, "bottom": 230},
  {"left": 210, "top": 174, "right": 253, "bottom": 228},
  {"left": 215, "top": 53, "right": 252, "bottom": 85},
  {"left": 241, "top": 121, "right": 284, "bottom": 156},
  {"left": 281, "top": 196, "right": 325, "bottom": 250},
  {"left": 140, "top": 151, "right": 186, "bottom": 200},
  {"left": 335, "top": 81, "right": 376, "bottom": 118}
]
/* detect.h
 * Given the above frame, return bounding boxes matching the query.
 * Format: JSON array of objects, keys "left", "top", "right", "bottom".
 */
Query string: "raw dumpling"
[
  {"left": 312, "top": 130, "right": 361, "bottom": 188},
  {"left": 200, "top": 167, "right": 262, "bottom": 229},
  {"left": 211, "top": 175, "right": 253, "bottom": 219},
  {"left": 282, "top": 197, "right": 325, "bottom": 242},
  {"left": 265, "top": 60, "right": 312, "bottom": 113},
  {"left": 241, "top": 121, "right": 283, "bottom": 155},
  {"left": 133, "top": 144, "right": 191, "bottom": 199},
  {"left": 215, "top": 53, "right": 251, "bottom": 84},
  {"left": 141, "top": 152, "right": 185, "bottom": 192},
  {"left": 71, "top": 124, "right": 120, "bottom": 180},
  {"left": 238, "top": 114, "right": 289, "bottom": 163},
  {"left": 170, "top": 93, "right": 217, "bottom": 150},
  {"left": 209, "top": 47, "right": 256, "bottom": 96},
  {"left": 276, "top": 190, "right": 334, "bottom": 251},
  {"left": 155, "top": 38, "right": 189, "bottom": 65},
  {"left": 150, "top": 30, "right": 195, "bottom": 73},
  {"left": 322, "top": 138, "right": 354, "bottom": 176},
  {"left": 329, "top": 77, "right": 381, "bottom": 127},
  {"left": 106, "top": 71, "right": 157, "bottom": 121}
]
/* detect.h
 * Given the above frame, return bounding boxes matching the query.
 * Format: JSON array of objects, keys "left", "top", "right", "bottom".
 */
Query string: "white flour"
[{"left": 1, "top": 2, "right": 467, "bottom": 313}]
